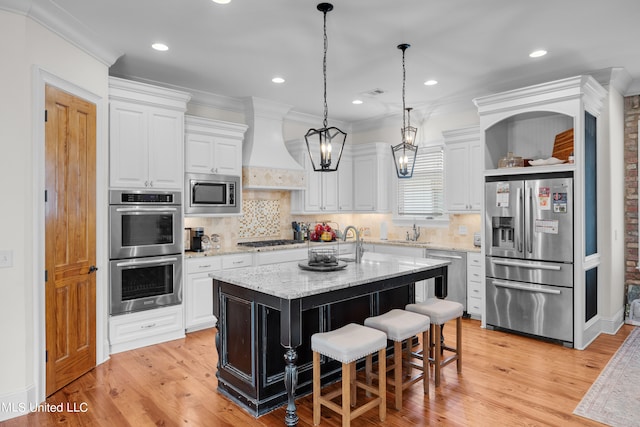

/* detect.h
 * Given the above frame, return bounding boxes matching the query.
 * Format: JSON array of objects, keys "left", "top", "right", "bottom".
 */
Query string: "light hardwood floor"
[{"left": 2, "top": 319, "right": 634, "bottom": 426}]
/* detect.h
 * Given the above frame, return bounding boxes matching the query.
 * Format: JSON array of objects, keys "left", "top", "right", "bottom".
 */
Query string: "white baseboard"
[{"left": 0, "top": 384, "right": 36, "bottom": 422}]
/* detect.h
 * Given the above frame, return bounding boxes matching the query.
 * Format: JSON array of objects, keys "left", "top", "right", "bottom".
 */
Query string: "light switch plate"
[
  {"left": 0, "top": 250, "right": 13, "bottom": 268},
  {"left": 458, "top": 225, "right": 468, "bottom": 235}
]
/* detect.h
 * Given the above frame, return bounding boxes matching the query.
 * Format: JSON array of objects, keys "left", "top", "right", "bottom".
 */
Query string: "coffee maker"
[{"left": 190, "top": 227, "right": 205, "bottom": 252}]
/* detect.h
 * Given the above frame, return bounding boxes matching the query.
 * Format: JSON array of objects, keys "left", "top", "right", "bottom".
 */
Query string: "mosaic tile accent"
[{"left": 239, "top": 199, "right": 281, "bottom": 238}]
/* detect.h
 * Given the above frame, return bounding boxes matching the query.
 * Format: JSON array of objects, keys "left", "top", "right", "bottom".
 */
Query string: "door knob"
[{"left": 88, "top": 265, "right": 98, "bottom": 274}]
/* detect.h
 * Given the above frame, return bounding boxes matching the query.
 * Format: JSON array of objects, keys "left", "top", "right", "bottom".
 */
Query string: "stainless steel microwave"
[{"left": 185, "top": 173, "right": 240, "bottom": 215}]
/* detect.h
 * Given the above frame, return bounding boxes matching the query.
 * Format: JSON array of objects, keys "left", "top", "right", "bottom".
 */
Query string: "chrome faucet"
[
  {"left": 343, "top": 225, "right": 364, "bottom": 263},
  {"left": 406, "top": 223, "right": 421, "bottom": 241}
]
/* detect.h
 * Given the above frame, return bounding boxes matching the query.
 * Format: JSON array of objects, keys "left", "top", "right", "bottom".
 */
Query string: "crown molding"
[{"left": 1, "top": 0, "right": 121, "bottom": 66}]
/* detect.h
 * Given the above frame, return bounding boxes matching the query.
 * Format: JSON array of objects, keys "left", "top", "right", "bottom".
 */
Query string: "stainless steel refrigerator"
[{"left": 485, "top": 172, "right": 574, "bottom": 346}]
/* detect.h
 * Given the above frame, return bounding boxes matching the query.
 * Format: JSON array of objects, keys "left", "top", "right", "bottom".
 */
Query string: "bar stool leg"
[
  {"left": 394, "top": 340, "right": 402, "bottom": 410},
  {"left": 456, "top": 317, "right": 462, "bottom": 373},
  {"left": 422, "top": 329, "right": 429, "bottom": 394},
  {"left": 342, "top": 362, "right": 351, "bottom": 427},
  {"left": 434, "top": 323, "right": 442, "bottom": 387},
  {"left": 350, "top": 362, "right": 357, "bottom": 406},
  {"left": 378, "top": 348, "right": 387, "bottom": 422},
  {"left": 313, "top": 351, "right": 321, "bottom": 426}
]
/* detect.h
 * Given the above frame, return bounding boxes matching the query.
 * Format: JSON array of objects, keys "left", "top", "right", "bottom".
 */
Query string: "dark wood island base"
[{"left": 211, "top": 255, "right": 448, "bottom": 425}]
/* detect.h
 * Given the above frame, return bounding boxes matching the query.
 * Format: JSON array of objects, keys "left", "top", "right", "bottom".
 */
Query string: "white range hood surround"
[{"left": 242, "top": 97, "right": 305, "bottom": 190}]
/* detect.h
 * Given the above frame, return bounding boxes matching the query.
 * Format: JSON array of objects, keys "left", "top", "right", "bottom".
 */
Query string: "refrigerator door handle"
[
  {"left": 516, "top": 187, "right": 523, "bottom": 253},
  {"left": 526, "top": 187, "right": 534, "bottom": 254},
  {"left": 491, "top": 259, "right": 562, "bottom": 271},
  {"left": 492, "top": 280, "right": 562, "bottom": 295}
]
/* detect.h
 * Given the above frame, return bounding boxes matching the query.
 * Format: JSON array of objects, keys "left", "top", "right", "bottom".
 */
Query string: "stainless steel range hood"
[{"left": 242, "top": 97, "right": 305, "bottom": 190}]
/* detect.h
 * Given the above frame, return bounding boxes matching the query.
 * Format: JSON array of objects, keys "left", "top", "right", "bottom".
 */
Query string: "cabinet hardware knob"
[{"left": 88, "top": 265, "right": 98, "bottom": 274}]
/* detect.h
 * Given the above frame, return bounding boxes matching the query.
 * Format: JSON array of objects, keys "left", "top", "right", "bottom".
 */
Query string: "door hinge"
[
  {"left": 45, "top": 350, "right": 48, "bottom": 363},
  {"left": 45, "top": 270, "right": 48, "bottom": 282},
  {"left": 44, "top": 109, "right": 48, "bottom": 122},
  {"left": 44, "top": 190, "right": 48, "bottom": 202}
]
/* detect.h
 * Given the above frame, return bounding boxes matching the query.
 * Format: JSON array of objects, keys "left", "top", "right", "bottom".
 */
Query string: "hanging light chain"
[
  {"left": 402, "top": 45, "right": 407, "bottom": 131},
  {"left": 322, "top": 7, "right": 328, "bottom": 129}
]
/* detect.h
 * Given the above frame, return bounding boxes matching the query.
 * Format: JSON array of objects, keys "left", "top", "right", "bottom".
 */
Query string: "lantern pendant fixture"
[
  {"left": 391, "top": 43, "right": 418, "bottom": 178},
  {"left": 305, "top": 2, "right": 346, "bottom": 172}
]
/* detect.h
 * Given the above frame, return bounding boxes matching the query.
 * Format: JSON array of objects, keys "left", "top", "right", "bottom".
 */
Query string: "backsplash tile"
[{"left": 239, "top": 199, "right": 281, "bottom": 238}]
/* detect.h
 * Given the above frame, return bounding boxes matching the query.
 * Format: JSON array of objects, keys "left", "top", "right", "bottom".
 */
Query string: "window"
[{"left": 396, "top": 145, "right": 445, "bottom": 219}]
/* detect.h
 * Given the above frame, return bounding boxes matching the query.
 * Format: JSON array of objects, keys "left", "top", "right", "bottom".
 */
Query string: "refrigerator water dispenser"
[{"left": 491, "top": 217, "right": 515, "bottom": 249}]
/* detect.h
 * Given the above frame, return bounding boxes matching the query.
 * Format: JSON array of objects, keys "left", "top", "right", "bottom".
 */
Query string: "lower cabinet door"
[{"left": 185, "top": 272, "right": 217, "bottom": 332}]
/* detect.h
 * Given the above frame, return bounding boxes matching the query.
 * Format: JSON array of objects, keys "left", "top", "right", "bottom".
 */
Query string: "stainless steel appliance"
[
  {"left": 185, "top": 173, "right": 239, "bottom": 215},
  {"left": 424, "top": 249, "right": 467, "bottom": 311},
  {"left": 109, "top": 189, "right": 183, "bottom": 315},
  {"left": 485, "top": 172, "right": 573, "bottom": 346},
  {"left": 109, "top": 190, "right": 182, "bottom": 259},
  {"left": 109, "top": 254, "right": 183, "bottom": 315}
]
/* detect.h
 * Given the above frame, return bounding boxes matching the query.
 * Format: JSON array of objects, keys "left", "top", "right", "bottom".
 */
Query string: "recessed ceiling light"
[
  {"left": 271, "top": 77, "right": 285, "bottom": 84},
  {"left": 529, "top": 49, "right": 547, "bottom": 58},
  {"left": 151, "top": 43, "right": 169, "bottom": 51},
  {"left": 424, "top": 80, "right": 438, "bottom": 86},
  {"left": 211, "top": 0, "right": 231, "bottom": 4},
  {"left": 352, "top": 99, "right": 363, "bottom": 105}
]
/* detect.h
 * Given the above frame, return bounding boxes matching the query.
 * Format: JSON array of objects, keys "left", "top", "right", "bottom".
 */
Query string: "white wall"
[{"left": 0, "top": 10, "right": 109, "bottom": 419}]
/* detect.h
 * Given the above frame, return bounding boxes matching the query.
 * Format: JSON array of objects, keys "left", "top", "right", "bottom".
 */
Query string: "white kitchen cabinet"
[
  {"left": 184, "top": 252, "right": 254, "bottom": 332},
  {"left": 109, "top": 77, "right": 190, "bottom": 189},
  {"left": 185, "top": 115, "right": 247, "bottom": 176},
  {"left": 352, "top": 143, "right": 392, "bottom": 212},
  {"left": 338, "top": 151, "right": 354, "bottom": 211},
  {"left": 286, "top": 140, "right": 348, "bottom": 213},
  {"left": 256, "top": 248, "right": 308, "bottom": 265},
  {"left": 443, "top": 125, "right": 482, "bottom": 212},
  {"left": 185, "top": 256, "right": 223, "bottom": 332},
  {"left": 109, "top": 304, "right": 185, "bottom": 354},
  {"left": 466, "top": 251, "right": 483, "bottom": 319}
]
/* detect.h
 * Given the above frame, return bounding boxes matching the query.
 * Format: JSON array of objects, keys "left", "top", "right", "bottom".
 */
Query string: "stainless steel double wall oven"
[{"left": 109, "top": 190, "right": 183, "bottom": 315}]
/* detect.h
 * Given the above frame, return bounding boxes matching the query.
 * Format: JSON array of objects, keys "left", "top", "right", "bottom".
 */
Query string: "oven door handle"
[
  {"left": 491, "top": 259, "right": 561, "bottom": 271},
  {"left": 116, "top": 257, "right": 179, "bottom": 267},
  {"left": 115, "top": 207, "right": 179, "bottom": 212},
  {"left": 492, "top": 280, "right": 562, "bottom": 295}
]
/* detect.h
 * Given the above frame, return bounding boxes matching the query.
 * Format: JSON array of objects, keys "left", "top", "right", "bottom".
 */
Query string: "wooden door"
[{"left": 44, "top": 85, "right": 97, "bottom": 396}]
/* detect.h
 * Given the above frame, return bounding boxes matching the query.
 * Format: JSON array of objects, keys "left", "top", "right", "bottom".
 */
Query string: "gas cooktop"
[{"left": 237, "top": 239, "right": 304, "bottom": 248}]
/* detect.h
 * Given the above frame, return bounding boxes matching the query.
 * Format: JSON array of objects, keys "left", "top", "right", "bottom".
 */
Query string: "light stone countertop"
[
  {"left": 209, "top": 252, "right": 449, "bottom": 300},
  {"left": 186, "top": 239, "right": 480, "bottom": 258}
]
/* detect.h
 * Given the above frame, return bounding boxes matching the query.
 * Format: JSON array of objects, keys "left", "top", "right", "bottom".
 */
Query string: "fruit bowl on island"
[{"left": 309, "top": 222, "right": 337, "bottom": 242}]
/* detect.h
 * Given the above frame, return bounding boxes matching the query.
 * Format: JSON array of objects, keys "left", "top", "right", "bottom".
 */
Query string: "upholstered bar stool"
[
  {"left": 405, "top": 298, "right": 464, "bottom": 387},
  {"left": 311, "top": 323, "right": 387, "bottom": 427},
  {"left": 364, "top": 309, "right": 431, "bottom": 410}
]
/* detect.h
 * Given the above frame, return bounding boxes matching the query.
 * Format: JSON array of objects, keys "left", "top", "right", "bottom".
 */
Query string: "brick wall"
[{"left": 624, "top": 96, "right": 640, "bottom": 299}]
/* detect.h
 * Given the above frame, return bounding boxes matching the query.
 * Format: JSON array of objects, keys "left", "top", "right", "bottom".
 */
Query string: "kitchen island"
[{"left": 210, "top": 252, "right": 449, "bottom": 426}]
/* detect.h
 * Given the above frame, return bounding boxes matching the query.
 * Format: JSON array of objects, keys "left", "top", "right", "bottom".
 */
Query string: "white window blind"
[{"left": 397, "top": 146, "right": 444, "bottom": 217}]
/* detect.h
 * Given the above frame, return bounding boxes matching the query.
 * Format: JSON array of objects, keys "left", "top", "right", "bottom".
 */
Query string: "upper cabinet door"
[
  {"left": 147, "top": 108, "right": 184, "bottom": 189},
  {"left": 109, "top": 102, "right": 149, "bottom": 188},
  {"left": 213, "top": 138, "right": 242, "bottom": 176},
  {"left": 109, "top": 77, "right": 190, "bottom": 190},
  {"left": 184, "top": 116, "right": 246, "bottom": 176},
  {"left": 443, "top": 125, "right": 481, "bottom": 212}
]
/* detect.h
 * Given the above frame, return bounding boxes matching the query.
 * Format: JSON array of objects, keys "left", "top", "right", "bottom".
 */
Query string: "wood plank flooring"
[{"left": 2, "top": 319, "right": 634, "bottom": 427}]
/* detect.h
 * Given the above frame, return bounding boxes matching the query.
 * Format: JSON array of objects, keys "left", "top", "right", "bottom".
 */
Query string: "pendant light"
[
  {"left": 305, "top": 2, "right": 346, "bottom": 172},
  {"left": 391, "top": 43, "right": 418, "bottom": 178}
]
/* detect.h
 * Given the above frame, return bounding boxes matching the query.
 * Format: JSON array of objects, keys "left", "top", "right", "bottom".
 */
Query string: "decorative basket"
[{"left": 308, "top": 248, "right": 338, "bottom": 266}]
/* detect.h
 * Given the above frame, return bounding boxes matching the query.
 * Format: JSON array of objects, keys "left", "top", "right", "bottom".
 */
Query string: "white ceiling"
[{"left": 19, "top": 0, "right": 640, "bottom": 124}]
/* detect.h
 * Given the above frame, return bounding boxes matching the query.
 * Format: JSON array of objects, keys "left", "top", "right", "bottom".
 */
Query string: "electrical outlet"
[
  {"left": 458, "top": 225, "right": 468, "bottom": 236},
  {"left": 0, "top": 250, "right": 13, "bottom": 268},
  {"left": 363, "top": 227, "right": 371, "bottom": 236}
]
